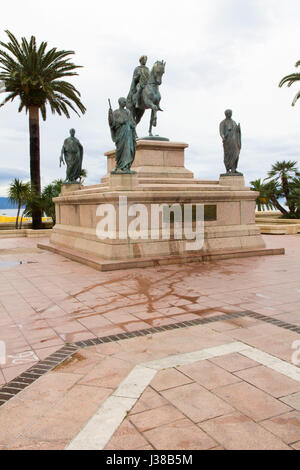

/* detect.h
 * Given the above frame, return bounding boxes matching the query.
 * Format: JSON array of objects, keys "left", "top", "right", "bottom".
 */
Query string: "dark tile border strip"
[{"left": 0, "top": 310, "right": 299, "bottom": 408}]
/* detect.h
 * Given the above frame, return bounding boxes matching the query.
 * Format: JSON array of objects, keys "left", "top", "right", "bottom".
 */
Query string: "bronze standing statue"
[
  {"left": 219, "top": 110, "right": 242, "bottom": 175},
  {"left": 59, "top": 129, "right": 83, "bottom": 183},
  {"left": 108, "top": 97, "right": 137, "bottom": 174},
  {"left": 127, "top": 56, "right": 166, "bottom": 138}
]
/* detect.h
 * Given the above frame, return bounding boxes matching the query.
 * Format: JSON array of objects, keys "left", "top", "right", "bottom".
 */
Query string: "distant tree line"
[{"left": 8, "top": 170, "right": 87, "bottom": 229}]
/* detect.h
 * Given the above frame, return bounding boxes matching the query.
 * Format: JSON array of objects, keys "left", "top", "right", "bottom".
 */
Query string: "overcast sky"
[{"left": 1, "top": 0, "right": 300, "bottom": 195}]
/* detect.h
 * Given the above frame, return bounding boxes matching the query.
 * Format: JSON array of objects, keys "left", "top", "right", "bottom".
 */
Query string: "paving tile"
[
  {"left": 34, "top": 346, "right": 62, "bottom": 360},
  {"left": 41, "top": 383, "right": 111, "bottom": 426},
  {"left": 214, "top": 381, "right": 292, "bottom": 422},
  {"left": 77, "top": 316, "right": 114, "bottom": 329},
  {"left": 178, "top": 360, "right": 241, "bottom": 390},
  {"left": 209, "top": 352, "right": 259, "bottom": 372},
  {"left": 104, "top": 418, "right": 148, "bottom": 450},
  {"left": 123, "top": 321, "right": 150, "bottom": 332},
  {"left": 114, "top": 350, "right": 158, "bottom": 365},
  {"left": 235, "top": 365, "right": 300, "bottom": 398},
  {"left": 114, "top": 336, "right": 153, "bottom": 353},
  {"left": 291, "top": 441, "right": 300, "bottom": 450},
  {"left": 280, "top": 392, "right": 300, "bottom": 411},
  {"left": 78, "top": 357, "right": 133, "bottom": 389},
  {"left": 144, "top": 418, "right": 217, "bottom": 450},
  {"left": 53, "top": 349, "right": 104, "bottom": 375},
  {"left": 199, "top": 412, "right": 291, "bottom": 450},
  {"left": 0, "top": 397, "right": 50, "bottom": 445},
  {"left": 161, "top": 383, "right": 234, "bottom": 423},
  {"left": 94, "top": 342, "right": 123, "bottom": 356},
  {"left": 129, "top": 386, "right": 168, "bottom": 415},
  {"left": 4, "top": 438, "right": 68, "bottom": 450},
  {"left": 21, "top": 414, "right": 86, "bottom": 442},
  {"left": 260, "top": 411, "right": 300, "bottom": 444},
  {"left": 150, "top": 368, "right": 194, "bottom": 391},
  {"left": 89, "top": 326, "right": 125, "bottom": 338},
  {"left": 14, "top": 371, "right": 81, "bottom": 404},
  {"left": 29, "top": 336, "right": 65, "bottom": 350},
  {"left": 103, "top": 312, "right": 140, "bottom": 324},
  {"left": 239, "top": 337, "right": 296, "bottom": 363},
  {"left": 0, "top": 371, "right": 5, "bottom": 386},
  {"left": 129, "top": 405, "right": 185, "bottom": 432},
  {"left": 2, "top": 362, "right": 38, "bottom": 383}
]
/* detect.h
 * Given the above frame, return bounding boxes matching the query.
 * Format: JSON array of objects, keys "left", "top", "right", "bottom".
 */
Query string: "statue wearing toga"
[
  {"left": 108, "top": 97, "right": 137, "bottom": 174},
  {"left": 60, "top": 129, "right": 83, "bottom": 183},
  {"left": 219, "top": 110, "right": 242, "bottom": 175}
]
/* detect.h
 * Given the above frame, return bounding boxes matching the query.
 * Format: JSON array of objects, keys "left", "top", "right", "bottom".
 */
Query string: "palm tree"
[
  {"left": 8, "top": 178, "right": 30, "bottom": 228},
  {"left": 41, "top": 179, "right": 63, "bottom": 225},
  {"left": 0, "top": 30, "right": 86, "bottom": 229},
  {"left": 288, "top": 177, "right": 300, "bottom": 218},
  {"left": 265, "top": 160, "right": 300, "bottom": 215},
  {"left": 250, "top": 179, "right": 275, "bottom": 211},
  {"left": 20, "top": 185, "right": 44, "bottom": 229},
  {"left": 279, "top": 59, "right": 300, "bottom": 106}
]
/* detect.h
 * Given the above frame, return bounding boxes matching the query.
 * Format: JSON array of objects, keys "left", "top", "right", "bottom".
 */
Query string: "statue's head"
[
  {"left": 118, "top": 97, "right": 126, "bottom": 108},
  {"left": 225, "top": 109, "right": 232, "bottom": 118},
  {"left": 70, "top": 128, "right": 76, "bottom": 137},
  {"left": 139, "top": 55, "right": 147, "bottom": 66}
]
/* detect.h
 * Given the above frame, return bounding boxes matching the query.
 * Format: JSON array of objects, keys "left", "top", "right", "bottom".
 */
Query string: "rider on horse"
[
  {"left": 126, "top": 56, "right": 165, "bottom": 136},
  {"left": 128, "top": 55, "right": 150, "bottom": 108}
]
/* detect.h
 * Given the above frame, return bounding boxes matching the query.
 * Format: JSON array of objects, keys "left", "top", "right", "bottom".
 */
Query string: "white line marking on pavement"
[
  {"left": 241, "top": 348, "right": 300, "bottom": 382},
  {"left": 67, "top": 396, "right": 136, "bottom": 451},
  {"left": 143, "top": 341, "right": 250, "bottom": 370},
  {"left": 65, "top": 340, "right": 300, "bottom": 450}
]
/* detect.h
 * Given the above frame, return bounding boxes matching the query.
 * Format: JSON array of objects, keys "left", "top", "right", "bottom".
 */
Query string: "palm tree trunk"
[
  {"left": 20, "top": 209, "right": 25, "bottom": 229},
  {"left": 270, "top": 196, "right": 289, "bottom": 217},
  {"left": 282, "top": 174, "right": 296, "bottom": 215},
  {"left": 16, "top": 203, "right": 20, "bottom": 229},
  {"left": 29, "top": 106, "right": 42, "bottom": 229}
]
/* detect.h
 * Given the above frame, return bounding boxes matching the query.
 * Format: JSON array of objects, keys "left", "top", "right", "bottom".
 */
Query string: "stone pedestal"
[
  {"left": 60, "top": 183, "right": 82, "bottom": 195},
  {"left": 39, "top": 140, "right": 284, "bottom": 270},
  {"left": 109, "top": 173, "right": 137, "bottom": 191},
  {"left": 103, "top": 140, "right": 194, "bottom": 185},
  {"left": 219, "top": 175, "right": 245, "bottom": 188}
]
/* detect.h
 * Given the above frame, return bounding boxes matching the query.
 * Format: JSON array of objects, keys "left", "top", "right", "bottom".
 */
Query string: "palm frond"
[{"left": 0, "top": 30, "right": 86, "bottom": 118}]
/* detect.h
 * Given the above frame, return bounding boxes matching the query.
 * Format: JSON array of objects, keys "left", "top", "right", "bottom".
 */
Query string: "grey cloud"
[
  {"left": 0, "top": 168, "right": 29, "bottom": 182},
  {"left": 1, "top": 0, "right": 300, "bottom": 196},
  {"left": 214, "top": 0, "right": 269, "bottom": 37}
]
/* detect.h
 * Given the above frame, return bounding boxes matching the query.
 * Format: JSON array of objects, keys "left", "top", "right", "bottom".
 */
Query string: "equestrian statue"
[{"left": 126, "top": 55, "right": 166, "bottom": 138}]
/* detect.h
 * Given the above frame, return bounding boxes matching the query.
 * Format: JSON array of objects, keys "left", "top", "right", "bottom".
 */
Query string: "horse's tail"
[{"left": 134, "top": 107, "right": 145, "bottom": 125}]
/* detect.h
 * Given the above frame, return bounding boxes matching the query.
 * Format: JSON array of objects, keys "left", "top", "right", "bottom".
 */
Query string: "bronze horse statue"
[{"left": 127, "top": 60, "right": 166, "bottom": 137}]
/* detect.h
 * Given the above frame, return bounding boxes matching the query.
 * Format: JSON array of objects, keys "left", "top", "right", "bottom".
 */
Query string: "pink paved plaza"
[{"left": 0, "top": 235, "right": 300, "bottom": 450}]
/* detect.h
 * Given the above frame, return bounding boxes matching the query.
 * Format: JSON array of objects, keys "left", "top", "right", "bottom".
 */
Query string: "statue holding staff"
[
  {"left": 108, "top": 97, "right": 137, "bottom": 174},
  {"left": 219, "top": 109, "right": 242, "bottom": 175}
]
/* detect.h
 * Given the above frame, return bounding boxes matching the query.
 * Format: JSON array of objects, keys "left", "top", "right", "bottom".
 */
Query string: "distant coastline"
[
  {"left": 0, "top": 197, "right": 23, "bottom": 209},
  {"left": 0, "top": 208, "right": 20, "bottom": 217},
  {"left": 0, "top": 197, "right": 24, "bottom": 217}
]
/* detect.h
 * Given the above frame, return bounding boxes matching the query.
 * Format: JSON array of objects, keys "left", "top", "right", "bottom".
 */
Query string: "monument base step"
[{"left": 37, "top": 241, "right": 285, "bottom": 272}]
